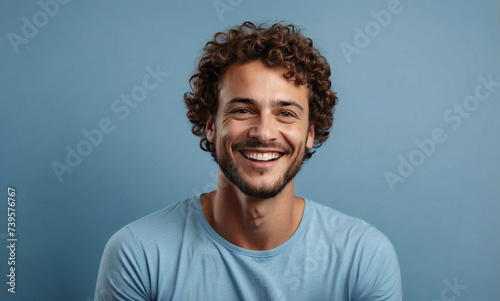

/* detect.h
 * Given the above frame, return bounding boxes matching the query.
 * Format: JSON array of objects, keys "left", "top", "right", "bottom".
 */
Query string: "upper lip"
[{"left": 238, "top": 148, "right": 285, "bottom": 154}]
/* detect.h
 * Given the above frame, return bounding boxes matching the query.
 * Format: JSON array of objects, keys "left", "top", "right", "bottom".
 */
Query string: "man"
[{"left": 95, "top": 22, "right": 402, "bottom": 300}]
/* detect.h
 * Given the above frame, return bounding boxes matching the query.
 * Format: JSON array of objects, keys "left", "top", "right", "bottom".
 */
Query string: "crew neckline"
[{"left": 193, "top": 194, "right": 312, "bottom": 258}]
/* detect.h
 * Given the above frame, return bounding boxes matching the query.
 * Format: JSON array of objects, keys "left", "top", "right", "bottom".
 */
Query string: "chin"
[
  {"left": 240, "top": 186, "right": 285, "bottom": 199},
  {"left": 229, "top": 172, "right": 292, "bottom": 199}
]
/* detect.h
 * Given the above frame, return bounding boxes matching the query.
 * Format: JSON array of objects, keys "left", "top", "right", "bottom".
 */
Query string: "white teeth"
[{"left": 244, "top": 152, "right": 281, "bottom": 161}]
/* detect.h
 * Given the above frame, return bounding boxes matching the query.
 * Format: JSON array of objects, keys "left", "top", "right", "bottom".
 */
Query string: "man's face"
[{"left": 206, "top": 60, "right": 314, "bottom": 199}]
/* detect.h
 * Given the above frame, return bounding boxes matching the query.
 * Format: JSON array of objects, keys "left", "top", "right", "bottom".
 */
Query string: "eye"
[
  {"left": 231, "top": 108, "right": 250, "bottom": 114},
  {"left": 279, "top": 110, "right": 296, "bottom": 118}
]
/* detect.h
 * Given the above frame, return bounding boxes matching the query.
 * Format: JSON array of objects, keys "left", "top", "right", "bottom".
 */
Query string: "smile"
[{"left": 240, "top": 151, "right": 284, "bottom": 162}]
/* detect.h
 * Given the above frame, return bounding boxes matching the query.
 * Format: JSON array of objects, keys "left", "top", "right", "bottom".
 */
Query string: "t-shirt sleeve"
[
  {"left": 94, "top": 226, "right": 151, "bottom": 301},
  {"left": 352, "top": 227, "right": 403, "bottom": 301}
]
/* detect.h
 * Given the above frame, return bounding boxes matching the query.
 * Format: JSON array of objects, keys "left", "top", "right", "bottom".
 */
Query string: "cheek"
[
  {"left": 282, "top": 123, "right": 309, "bottom": 150},
  {"left": 217, "top": 120, "right": 248, "bottom": 146}
]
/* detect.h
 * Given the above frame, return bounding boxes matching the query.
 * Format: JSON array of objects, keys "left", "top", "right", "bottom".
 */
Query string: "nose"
[{"left": 248, "top": 113, "right": 277, "bottom": 143}]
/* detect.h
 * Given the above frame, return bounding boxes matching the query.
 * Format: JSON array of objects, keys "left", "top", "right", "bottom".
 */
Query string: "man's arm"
[
  {"left": 94, "top": 226, "right": 151, "bottom": 301},
  {"left": 352, "top": 227, "right": 403, "bottom": 301}
]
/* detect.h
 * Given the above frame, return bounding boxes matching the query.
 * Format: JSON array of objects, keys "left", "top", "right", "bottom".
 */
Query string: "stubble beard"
[{"left": 217, "top": 142, "right": 306, "bottom": 199}]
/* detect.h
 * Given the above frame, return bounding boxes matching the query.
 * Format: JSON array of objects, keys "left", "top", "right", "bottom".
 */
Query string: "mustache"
[{"left": 232, "top": 140, "right": 292, "bottom": 154}]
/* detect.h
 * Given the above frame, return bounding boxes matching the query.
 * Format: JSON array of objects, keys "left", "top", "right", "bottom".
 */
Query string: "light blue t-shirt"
[{"left": 95, "top": 195, "right": 402, "bottom": 300}]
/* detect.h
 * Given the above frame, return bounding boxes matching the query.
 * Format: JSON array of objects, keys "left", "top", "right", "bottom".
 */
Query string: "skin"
[{"left": 202, "top": 60, "right": 315, "bottom": 251}]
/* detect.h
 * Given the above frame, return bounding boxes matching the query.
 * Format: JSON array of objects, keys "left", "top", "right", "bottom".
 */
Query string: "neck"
[{"left": 201, "top": 169, "right": 304, "bottom": 250}]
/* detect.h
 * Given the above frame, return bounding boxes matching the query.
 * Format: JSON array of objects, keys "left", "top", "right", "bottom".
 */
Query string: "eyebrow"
[
  {"left": 226, "top": 98, "right": 305, "bottom": 113},
  {"left": 275, "top": 100, "right": 304, "bottom": 113},
  {"left": 226, "top": 98, "right": 255, "bottom": 107}
]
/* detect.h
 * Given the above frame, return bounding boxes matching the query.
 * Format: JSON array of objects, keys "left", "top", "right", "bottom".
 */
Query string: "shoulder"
[
  {"left": 307, "top": 200, "right": 385, "bottom": 236},
  {"left": 95, "top": 197, "right": 202, "bottom": 299},
  {"left": 106, "top": 196, "right": 199, "bottom": 250},
  {"left": 305, "top": 199, "right": 396, "bottom": 256},
  {"left": 305, "top": 200, "right": 402, "bottom": 300}
]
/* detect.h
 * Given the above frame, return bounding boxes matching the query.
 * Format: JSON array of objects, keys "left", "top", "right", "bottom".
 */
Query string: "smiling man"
[{"left": 95, "top": 22, "right": 402, "bottom": 300}]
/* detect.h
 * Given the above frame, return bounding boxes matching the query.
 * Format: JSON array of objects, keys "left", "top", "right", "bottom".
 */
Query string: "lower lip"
[{"left": 240, "top": 153, "right": 281, "bottom": 169}]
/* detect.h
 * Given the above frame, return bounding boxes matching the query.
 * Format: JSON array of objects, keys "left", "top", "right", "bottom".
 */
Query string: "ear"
[
  {"left": 306, "top": 123, "right": 315, "bottom": 149},
  {"left": 206, "top": 115, "right": 215, "bottom": 143}
]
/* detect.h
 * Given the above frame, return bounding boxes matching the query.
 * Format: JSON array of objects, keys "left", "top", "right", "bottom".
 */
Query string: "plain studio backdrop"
[{"left": 0, "top": 0, "right": 499, "bottom": 300}]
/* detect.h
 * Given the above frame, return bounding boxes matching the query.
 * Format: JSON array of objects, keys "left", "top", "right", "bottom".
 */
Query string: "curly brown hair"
[{"left": 184, "top": 21, "right": 338, "bottom": 161}]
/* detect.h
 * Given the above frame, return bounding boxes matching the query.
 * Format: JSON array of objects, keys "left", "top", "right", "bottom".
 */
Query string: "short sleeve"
[
  {"left": 94, "top": 226, "right": 151, "bottom": 301},
  {"left": 352, "top": 227, "right": 403, "bottom": 301}
]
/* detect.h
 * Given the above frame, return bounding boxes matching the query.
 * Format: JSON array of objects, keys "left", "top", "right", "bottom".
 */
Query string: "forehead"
[{"left": 218, "top": 60, "right": 309, "bottom": 107}]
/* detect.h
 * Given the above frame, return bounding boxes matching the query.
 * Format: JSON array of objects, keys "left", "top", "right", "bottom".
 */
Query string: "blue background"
[{"left": 1, "top": 0, "right": 499, "bottom": 300}]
